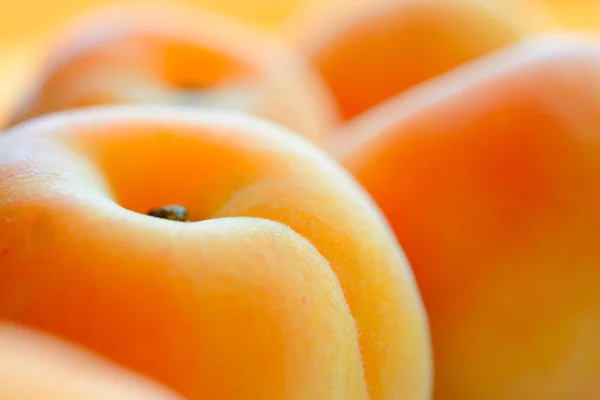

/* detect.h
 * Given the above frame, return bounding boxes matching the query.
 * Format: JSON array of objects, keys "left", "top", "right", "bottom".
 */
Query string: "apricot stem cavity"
[{"left": 147, "top": 205, "right": 189, "bottom": 222}]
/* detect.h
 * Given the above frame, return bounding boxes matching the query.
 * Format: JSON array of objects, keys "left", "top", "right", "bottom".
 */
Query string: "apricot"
[
  {"left": 0, "top": 323, "right": 182, "bottom": 399},
  {"left": 336, "top": 34, "right": 600, "bottom": 399},
  {"left": 5, "top": 2, "right": 337, "bottom": 141},
  {"left": 285, "top": 0, "right": 554, "bottom": 121},
  {"left": 0, "top": 106, "right": 431, "bottom": 399}
]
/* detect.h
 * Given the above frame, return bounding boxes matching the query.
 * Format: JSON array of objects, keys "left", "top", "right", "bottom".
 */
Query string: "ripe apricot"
[
  {"left": 5, "top": 2, "right": 337, "bottom": 141},
  {"left": 285, "top": 0, "right": 554, "bottom": 121},
  {"left": 0, "top": 106, "right": 431, "bottom": 399},
  {"left": 337, "top": 34, "right": 600, "bottom": 399},
  {"left": 0, "top": 323, "right": 182, "bottom": 399}
]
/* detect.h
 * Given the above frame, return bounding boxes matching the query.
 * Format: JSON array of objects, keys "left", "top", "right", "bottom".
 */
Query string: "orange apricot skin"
[
  {"left": 337, "top": 34, "right": 600, "bottom": 400},
  {"left": 0, "top": 323, "right": 183, "bottom": 400},
  {"left": 5, "top": 2, "right": 337, "bottom": 141},
  {"left": 285, "top": 0, "right": 554, "bottom": 121},
  {"left": 0, "top": 106, "right": 431, "bottom": 399}
]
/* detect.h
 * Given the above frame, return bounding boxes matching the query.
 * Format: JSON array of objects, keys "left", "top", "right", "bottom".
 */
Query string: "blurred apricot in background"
[
  {"left": 3, "top": 2, "right": 337, "bottom": 140},
  {"left": 337, "top": 33, "right": 600, "bottom": 400},
  {"left": 284, "top": 0, "right": 555, "bottom": 121},
  {"left": 0, "top": 0, "right": 337, "bottom": 128}
]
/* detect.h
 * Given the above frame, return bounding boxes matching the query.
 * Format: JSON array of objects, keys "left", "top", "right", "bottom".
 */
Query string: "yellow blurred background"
[
  {"left": 0, "top": 0, "right": 309, "bottom": 45},
  {"left": 0, "top": 0, "right": 598, "bottom": 45},
  {"left": 0, "top": 0, "right": 598, "bottom": 122}
]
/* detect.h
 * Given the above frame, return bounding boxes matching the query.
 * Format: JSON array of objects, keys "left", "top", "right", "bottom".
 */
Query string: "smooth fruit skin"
[
  {"left": 337, "top": 34, "right": 600, "bottom": 400},
  {"left": 0, "top": 323, "right": 183, "bottom": 400},
  {"left": 5, "top": 2, "right": 337, "bottom": 141},
  {"left": 285, "top": 0, "right": 554, "bottom": 121},
  {"left": 0, "top": 106, "right": 431, "bottom": 399}
]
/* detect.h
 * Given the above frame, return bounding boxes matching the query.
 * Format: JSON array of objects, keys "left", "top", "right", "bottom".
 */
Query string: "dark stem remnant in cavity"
[{"left": 147, "top": 205, "right": 189, "bottom": 222}]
